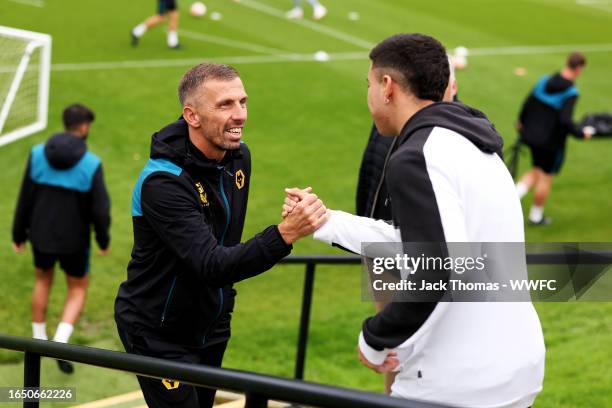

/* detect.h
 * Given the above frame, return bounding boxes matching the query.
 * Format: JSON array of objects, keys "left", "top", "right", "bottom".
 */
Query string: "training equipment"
[
  {"left": 190, "top": 2, "right": 207, "bottom": 17},
  {"left": 0, "top": 26, "right": 51, "bottom": 147},
  {"left": 452, "top": 46, "right": 468, "bottom": 70},
  {"left": 314, "top": 51, "right": 330, "bottom": 62},
  {"left": 210, "top": 12, "right": 223, "bottom": 21},
  {"left": 580, "top": 112, "right": 612, "bottom": 136}
]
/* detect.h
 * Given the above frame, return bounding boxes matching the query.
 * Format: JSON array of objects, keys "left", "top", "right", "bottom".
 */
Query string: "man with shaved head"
[{"left": 114, "top": 63, "right": 327, "bottom": 408}]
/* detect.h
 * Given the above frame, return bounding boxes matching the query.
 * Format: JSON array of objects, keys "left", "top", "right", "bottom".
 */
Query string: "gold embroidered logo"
[
  {"left": 235, "top": 169, "right": 245, "bottom": 190},
  {"left": 195, "top": 182, "right": 209, "bottom": 207},
  {"left": 162, "top": 379, "right": 180, "bottom": 390}
]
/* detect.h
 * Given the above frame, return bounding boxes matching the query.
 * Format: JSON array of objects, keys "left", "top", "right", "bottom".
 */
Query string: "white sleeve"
[
  {"left": 313, "top": 210, "right": 401, "bottom": 254},
  {"left": 358, "top": 331, "right": 389, "bottom": 365}
]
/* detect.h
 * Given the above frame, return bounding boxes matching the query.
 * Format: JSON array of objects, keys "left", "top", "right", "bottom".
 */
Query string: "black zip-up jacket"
[
  {"left": 519, "top": 73, "right": 584, "bottom": 150},
  {"left": 114, "top": 119, "right": 292, "bottom": 347},
  {"left": 355, "top": 125, "right": 394, "bottom": 220},
  {"left": 12, "top": 133, "right": 111, "bottom": 253}
]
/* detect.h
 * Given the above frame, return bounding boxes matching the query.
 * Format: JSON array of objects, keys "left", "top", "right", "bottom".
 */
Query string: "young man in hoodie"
[
  {"left": 515, "top": 52, "right": 593, "bottom": 225},
  {"left": 12, "top": 104, "right": 111, "bottom": 374},
  {"left": 285, "top": 34, "right": 545, "bottom": 407},
  {"left": 114, "top": 63, "right": 327, "bottom": 408}
]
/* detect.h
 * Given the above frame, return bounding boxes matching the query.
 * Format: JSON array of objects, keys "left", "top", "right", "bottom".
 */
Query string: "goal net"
[{"left": 0, "top": 26, "right": 51, "bottom": 147}]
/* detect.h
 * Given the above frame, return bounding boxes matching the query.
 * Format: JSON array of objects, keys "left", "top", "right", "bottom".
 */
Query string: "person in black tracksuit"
[
  {"left": 114, "top": 63, "right": 326, "bottom": 408},
  {"left": 515, "top": 52, "right": 593, "bottom": 225},
  {"left": 12, "top": 104, "right": 111, "bottom": 374}
]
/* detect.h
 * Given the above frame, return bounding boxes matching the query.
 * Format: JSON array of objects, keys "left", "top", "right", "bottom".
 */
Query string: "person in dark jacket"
[
  {"left": 515, "top": 52, "right": 593, "bottom": 225},
  {"left": 114, "top": 63, "right": 326, "bottom": 408},
  {"left": 12, "top": 104, "right": 111, "bottom": 374}
]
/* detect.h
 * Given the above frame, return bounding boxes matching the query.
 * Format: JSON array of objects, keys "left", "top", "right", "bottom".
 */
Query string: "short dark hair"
[
  {"left": 63, "top": 104, "right": 95, "bottom": 130},
  {"left": 369, "top": 33, "right": 449, "bottom": 102},
  {"left": 567, "top": 52, "right": 586, "bottom": 70},
  {"left": 178, "top": 63, "right": 240, "bottom": 105}
]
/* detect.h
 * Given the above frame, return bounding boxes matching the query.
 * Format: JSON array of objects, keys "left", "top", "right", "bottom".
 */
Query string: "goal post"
[{"left": 0, "top": 25, "right": 51, "bottom": 147}]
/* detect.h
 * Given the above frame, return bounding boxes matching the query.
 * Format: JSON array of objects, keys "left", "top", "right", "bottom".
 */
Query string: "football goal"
[{"left": 0, "top": 25, "right": 51, "bottom": 147}]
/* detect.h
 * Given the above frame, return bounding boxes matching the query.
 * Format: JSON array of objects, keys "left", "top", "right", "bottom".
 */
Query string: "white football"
[{"left": 190, "top": 2, "right": 207, "bottom": 17}]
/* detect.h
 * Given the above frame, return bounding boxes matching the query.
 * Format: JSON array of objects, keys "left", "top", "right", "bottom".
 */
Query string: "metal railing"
[
  {"left": 279, "top": 250, "right": 612, "bottom": 381},
  {"left": 0, "top": 334, "right": 443, "bottom": 408},
  {"left": 2, "top": 251, "right": 611, "bottom": 408}
]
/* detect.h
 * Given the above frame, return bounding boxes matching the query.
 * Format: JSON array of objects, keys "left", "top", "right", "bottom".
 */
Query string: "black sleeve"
[
  {"left": 141, "top": 172, "right": 292, "bottom": 287},
  {"left": 90, "top": 164, "right": 111, "bottom": 249},
  {"left": 12, "top": 155, "right": 34, "bottom": 244},
  {"left": 518, "top": 94, "right": 534, "bottom": 126},
  {"left": 355, "top": 125, "right": 377, "bottom": 216},
  {"left": 560, "top": 95, "right": 584, "bottom": 138}
]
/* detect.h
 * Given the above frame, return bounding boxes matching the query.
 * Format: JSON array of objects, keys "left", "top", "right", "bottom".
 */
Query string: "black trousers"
[{"left": 117, "top": 319, "right": 230, "bottom": 408}]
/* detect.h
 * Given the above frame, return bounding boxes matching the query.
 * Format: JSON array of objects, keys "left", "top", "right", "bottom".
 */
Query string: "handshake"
[{"left": 277, "top": 187, "right": 329, "bottom": 245}]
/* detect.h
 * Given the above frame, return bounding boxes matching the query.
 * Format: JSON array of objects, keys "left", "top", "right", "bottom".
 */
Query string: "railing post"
[
  {"left": 294, "top": 262, "right": 316, "bottom": 380},
  {"left": 23, "top": 351, "right": 40, "bottom": 408},
  {"left": 244, "top": 391, "right": 268, "bottom": 408}
]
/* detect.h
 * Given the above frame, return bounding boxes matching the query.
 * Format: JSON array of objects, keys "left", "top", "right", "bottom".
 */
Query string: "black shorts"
[
  {"left": 528, "top": 145, "right": 565, "bottom": 174},
  {"left": 158, "top": 0, "right": 177, "bottom": 14},
  {"left": 33, "top": 248, "right": 90, "bottom": 278},
  {"left": 117, "top": 316, "right": 230, "bottom": 408}
]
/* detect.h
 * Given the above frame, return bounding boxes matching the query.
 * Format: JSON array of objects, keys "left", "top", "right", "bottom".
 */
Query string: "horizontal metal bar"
[
  {"left": 0, "top": 334, "right": 443, "bottom": 408},
  {"left": 281, "top": 251, "right": 612, "bottom": 265}
]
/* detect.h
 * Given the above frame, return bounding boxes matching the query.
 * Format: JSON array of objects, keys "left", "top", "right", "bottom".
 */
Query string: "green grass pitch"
[{"left": 1, "top": 0, "right": 611, "bottom": 406}]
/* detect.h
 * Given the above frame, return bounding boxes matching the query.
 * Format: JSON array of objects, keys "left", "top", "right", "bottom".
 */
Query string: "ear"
[
  {"left": 182, "top": 105, "right": 201, "bottom": 128},
  {"left": 381, "top": 74, "right": 394, "bottom": 102},
  {"left": 78, "top": 123, "right": 90, "bottom": 137}
]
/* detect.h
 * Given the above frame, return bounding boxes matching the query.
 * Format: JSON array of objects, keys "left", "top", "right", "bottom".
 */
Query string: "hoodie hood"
[
  {"left": 398, "top": 102, "right": 504, "bottom": 155},
  {"left": 545, "top": 73, "right": 574, "bottom": 94},
  {"left": 149, "top": 118, "right": 242, "bottom": 172},
  {"left": 44, "top": 133, "right": 87, "bottom": 169}
]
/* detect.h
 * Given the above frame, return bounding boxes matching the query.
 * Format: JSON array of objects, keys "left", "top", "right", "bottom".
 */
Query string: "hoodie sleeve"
[
  {"left": 141, "top": 172, "right": 292, "bottom": 287},
  {"left": 12, "top": 155, "right": 34, "bottom": 244},
  {"left": 90, "top": 164, "right": 111, "bottom": 250},
  {"left": 559, "top": 95, "right": 584, "bottom": 138}
]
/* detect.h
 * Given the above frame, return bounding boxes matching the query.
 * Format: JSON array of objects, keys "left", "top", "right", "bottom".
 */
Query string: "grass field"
[{"left": 1, "top": 0, "right": 612, "bottom": 406}]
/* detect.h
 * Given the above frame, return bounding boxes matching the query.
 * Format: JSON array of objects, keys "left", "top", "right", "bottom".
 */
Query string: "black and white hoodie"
[{"left": 315, "top": 102, "right": 545, "bottom": 408}]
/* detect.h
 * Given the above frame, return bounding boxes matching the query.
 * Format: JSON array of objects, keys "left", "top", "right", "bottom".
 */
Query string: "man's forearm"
[{"left": 313, "top": 210, "right": 401, "bottom": 254}]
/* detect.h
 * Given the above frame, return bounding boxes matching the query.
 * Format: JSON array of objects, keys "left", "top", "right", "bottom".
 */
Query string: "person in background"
[
  {"left": 515, "top": 52, "right": 593, "bottom": 225},
  {"left": 12, "top": 104, "right": 111, "bottom": 374},
  {"left": 286, "top": 0, "right": 327, "bottom": 20},
  {"left": 131, "top": 0, "right": 181, "bottom": 49}
]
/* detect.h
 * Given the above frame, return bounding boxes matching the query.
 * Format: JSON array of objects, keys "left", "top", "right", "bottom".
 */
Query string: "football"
[{"left": 190, "top": 2, "right": 207, "bottom": 17}]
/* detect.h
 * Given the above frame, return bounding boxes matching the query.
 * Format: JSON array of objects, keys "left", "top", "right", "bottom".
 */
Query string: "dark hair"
[
  {"left": 567, "top": 52, "right": 586, "bottom": 70},
  {"left": 178, "top": 63, "right": 240, "bottom": 105},
  {"left": 63, "top": 104, "right": 95, "bottom": 130},
  {"left": 369, "top": 33, "right": 449, "bottom": 102}
]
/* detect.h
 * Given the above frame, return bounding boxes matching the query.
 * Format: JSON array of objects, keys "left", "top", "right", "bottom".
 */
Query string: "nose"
[{"left": 232, "top": 103, "right": 247, "bottom": 123}]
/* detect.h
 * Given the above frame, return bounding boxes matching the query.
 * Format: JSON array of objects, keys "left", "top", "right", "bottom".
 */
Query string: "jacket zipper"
[
  {"left": 160, "top": 275, "right": 178, "bottom": 325},
  {"left": 203, "top": 167, "right": 231, "bottom": 344}
]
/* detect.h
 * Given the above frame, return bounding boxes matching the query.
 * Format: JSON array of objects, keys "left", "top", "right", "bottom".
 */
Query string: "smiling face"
[{"left": 184, "top": 77, "right": 248, "bottom": 160}]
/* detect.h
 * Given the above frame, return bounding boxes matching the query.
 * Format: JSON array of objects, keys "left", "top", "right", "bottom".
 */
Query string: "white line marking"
[
  {"left": 10, "top": 42, "right": 607, "bottom": 73},
  {"left": 575, "top": 0, "right": 612, "bottom": 11},
  {"left": 467, "top": 43, "right": 612, "bottom": 56},
  {"left": 237, "top": 0, "right": 374, "bottom": 50},
  {"left": 70, "top": 390, "right": 143, "bottom": 408},
  {"left": 7, "top": 0, "right": 44, "bottom": 7},
  {"left": 180, "top": 29, "right": 286, "bottom": 54},
  {"left": 49, "top": 52, "right": 368, "bottom": 72}
]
